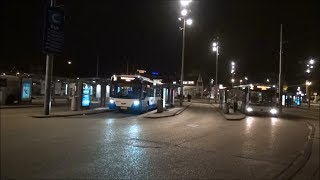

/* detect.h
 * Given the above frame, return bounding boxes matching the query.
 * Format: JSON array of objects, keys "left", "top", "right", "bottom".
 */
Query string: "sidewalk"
[
  {"left": 142, "top": 102, "right": 191, "bottom": 118},
  {"left": 0, "top": 98, "right": 69, "bottom": 109},
  {"left": 31, "top": 107, "right": 112, "bottom": 118}
]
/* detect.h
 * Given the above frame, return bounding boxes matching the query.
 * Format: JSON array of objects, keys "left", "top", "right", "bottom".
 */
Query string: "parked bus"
[
  {"left": 245, "top": 85, "right": 279, "bottom": 116},
  {"left": 0, "top": 75, "right": 21, "bottom": 105},
  {"left": 108, "top": 75, "right": 162, "bottom": 113}
]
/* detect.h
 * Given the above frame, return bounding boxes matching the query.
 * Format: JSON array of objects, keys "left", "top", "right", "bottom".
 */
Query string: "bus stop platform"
[
  {"left": 142, "top": 102, "right": 191, "bottom": 118},
  {"left": 31, "top": 107, "right": 112, "bottom": 118}
]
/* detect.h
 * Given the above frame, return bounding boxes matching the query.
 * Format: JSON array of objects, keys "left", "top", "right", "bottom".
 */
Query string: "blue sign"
[
  {"left": 21, "top": 81, "right": 31, "bottom": 101},
  {"left": 152, "top": 71, "right": 159, "bottom": 76},
  {"left": 82, "top": 84, "right": 91, "bottom": 107},
  {"left": 43, "top": 6, "right": 65, "bottom": 54}
]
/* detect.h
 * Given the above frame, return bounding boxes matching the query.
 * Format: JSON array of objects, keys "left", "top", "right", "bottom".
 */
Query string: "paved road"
[{"left": 0, "top": 103, "right": 316, "bottom": 179}]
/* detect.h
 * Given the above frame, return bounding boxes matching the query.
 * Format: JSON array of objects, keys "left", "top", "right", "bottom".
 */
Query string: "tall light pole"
[
  {"left": 230, "top": 61, "right": 235, "bottom": 87},
  {"left": 278, "top": 24, "right": 283, "bottom": 113},
  {"left": 305, "top": 58, "right": 316, "bottom": 108},
  {"left": 179, "top": 0, "right": 193, "bottom": 106},
  {"left": 212, "top": 41, "right": 219, "bottom": 102}
]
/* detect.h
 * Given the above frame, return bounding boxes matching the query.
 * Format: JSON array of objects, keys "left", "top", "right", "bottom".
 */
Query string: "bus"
[
  {"left": 0, "top": 75, "right": 20, "bottom": 105},
  {"left": 245, "top": 85, "right": 279, "bottom": 116},
  {"left": 108, "top": 75, "right": 162, "bottom": 113}
]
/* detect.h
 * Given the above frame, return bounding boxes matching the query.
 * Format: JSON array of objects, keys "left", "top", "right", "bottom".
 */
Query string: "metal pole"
[
  {"left": 180, "top": 19, "right": 186, "bottom": 106},
  {"left": 215, "top": 48, "right": 218, "bottom": 103},
  {"left": 43, "top": 0, "right": 55, "bottom": 115},
  {"left": 279, "top": 24, "right": 283, "bottom": 113}
]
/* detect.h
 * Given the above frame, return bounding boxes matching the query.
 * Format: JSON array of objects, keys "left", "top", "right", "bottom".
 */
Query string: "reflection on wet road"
[{"left": 1, "top": 103, "right": 312, "bottom": 179}]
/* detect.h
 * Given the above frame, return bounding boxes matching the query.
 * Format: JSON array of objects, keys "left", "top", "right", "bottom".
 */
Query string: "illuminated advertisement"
[
  {"left": 82, "top": 84, "right": 91, "bottom": 107},
  {"left": 21, "top": 79, "right": 32, "bottom": 101}
]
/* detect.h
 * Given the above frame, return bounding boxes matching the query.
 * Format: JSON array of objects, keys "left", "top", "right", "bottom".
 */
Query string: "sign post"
[{"left": 43, "top": 0, "right": 64, "bottom": 115}]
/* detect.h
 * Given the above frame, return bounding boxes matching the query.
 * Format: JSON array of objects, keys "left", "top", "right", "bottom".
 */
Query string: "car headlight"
[
  {"left": 246, "top": 107, "right": 253, "bottom": 112},
  {"left": 270, "top": 108, "right": 277, "bottom": 114},
  {"left": 133, "top": 100, "right": 140, "bottom": 106},
  {"left": 109, "top": 99, "right": 115, "bottom": 104}
]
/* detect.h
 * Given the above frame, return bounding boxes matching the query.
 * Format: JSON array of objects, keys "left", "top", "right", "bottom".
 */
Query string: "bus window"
[{"left": 0, "top": 79, "right": 7, "bottom": 87}]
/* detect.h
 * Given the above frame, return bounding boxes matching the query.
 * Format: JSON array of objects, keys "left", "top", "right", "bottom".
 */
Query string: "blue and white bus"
[{"left": 108, "top": 75, "right": 162, "bottom": 113}]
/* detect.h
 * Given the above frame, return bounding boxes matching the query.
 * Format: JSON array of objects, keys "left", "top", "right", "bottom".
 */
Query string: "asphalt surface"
[{"left": 1, "top": 103, "right": 317, "bottom": 179}]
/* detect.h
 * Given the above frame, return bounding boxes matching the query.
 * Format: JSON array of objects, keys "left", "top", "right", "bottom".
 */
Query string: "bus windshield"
[
  {"left": 249, "top": 90, "right": 276, "bottom": 106},
  {"left": 110, "top": 83, "right": 141, "bottom": 99}
]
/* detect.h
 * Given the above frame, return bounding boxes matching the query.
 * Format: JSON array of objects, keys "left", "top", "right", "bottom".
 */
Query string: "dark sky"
[{"left": 2, "top": 0, "right": 319, "bottom": 84}]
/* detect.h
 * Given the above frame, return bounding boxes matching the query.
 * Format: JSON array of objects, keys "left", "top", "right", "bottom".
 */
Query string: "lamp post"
[
  {"left": 212, "top": 41, "right": 219, "bottom": 103},
  {"left": 305, "top": 58, "right": 316, "bottom": 108},
  {"left": 230, "top": 61, "right": 235, "bottom": 87},
  {"left": 244, "top": 77, "right": 248, "bottom": 84},
  {"left": 179, "top": 0, "right": 193, "bottom": 106}
]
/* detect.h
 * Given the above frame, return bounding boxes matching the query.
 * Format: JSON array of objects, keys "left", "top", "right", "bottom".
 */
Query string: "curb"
[
  {"left": 142, "top": 103, "right": 192, "bottom": 119},
  {"left": 212, "top": 105, "right": 246, "bottom": 120},
  {"left": 0, "top": 104, "right": 43, "bottom": 109},
  {"left": 273, "top": 121, "right": 315, "bottom": 179},
  {"left": 31, "top": 109, "right": 113, "bottom": 118}
]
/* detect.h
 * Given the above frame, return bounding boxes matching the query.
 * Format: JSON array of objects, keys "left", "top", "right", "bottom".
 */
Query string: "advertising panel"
[{"left": 81, "top": 83, "right": 91, "bottom": 107}]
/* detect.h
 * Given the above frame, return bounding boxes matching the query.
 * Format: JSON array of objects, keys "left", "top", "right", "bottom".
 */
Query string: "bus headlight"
[
  {"left": 109, "top": 99, "right": 115, "bottom": 104},
  {"left": 270, "top": 108, "right": 277, "bottom": 114},
  {"left": 246, "top": 107, "right": 253, "bottom": 112},
  {"left": 133, "top": 100, "right": 140, "bottom": 106}
]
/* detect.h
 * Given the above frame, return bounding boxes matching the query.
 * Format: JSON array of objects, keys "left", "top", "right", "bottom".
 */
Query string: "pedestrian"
[{"left": 187, "top": 94, "right": 191, "bottom": 102}]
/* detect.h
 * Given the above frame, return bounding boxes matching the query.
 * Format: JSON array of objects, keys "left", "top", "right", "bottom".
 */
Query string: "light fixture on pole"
[
  {"left": 178, "top": 0, "right": 193, "bottom": 106},
  {"left": 212, "top": 40, "right": 219, "bottom": 102}
]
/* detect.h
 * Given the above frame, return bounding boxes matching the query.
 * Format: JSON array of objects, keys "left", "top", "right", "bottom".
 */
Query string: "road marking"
[{"left": 187, "top": 124, "right": 199, "bottom": 128}]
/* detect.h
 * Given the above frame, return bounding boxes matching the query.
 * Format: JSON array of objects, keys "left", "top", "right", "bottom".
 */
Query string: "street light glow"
[
  {"left": 68, "top": 61, "right": 72, "bottom": 65},
  {"left": 306, "top": 69, "right": 310, "bottom": 73},
  {"left": 245, "top": 77, "right": 248, "bottom": 80},
  {"left": 267, "top": 79, "right": 270, "bottom": 82},
  {"left": 212, "top": 46, "right": 217, "bottom": 52},
  {"left": 306, "top": 81, "right": 312, "bottom": 86},
  {"left": 212, "top": 42, "right": 217, "bottom": 47},
  {"left": 231, "top": 79, "right": 235, "bottom": 83},
  {"left": 231, "top": 62, "right": 235, "bottom": 66},
  {"left": 240, "top": 79, "right": 243, "bottom": 83},
  {"left": 180, "top": 0, "right": 192, "bottom": 7},
  {"left": 309, "top": 59, "right": 315, "bottom": 64},
  {"left": 181, "top": 9, "right": 188, "bottom": 16},
  {"left": 186, "top": 18, "right": 193, "bottom": 25}
]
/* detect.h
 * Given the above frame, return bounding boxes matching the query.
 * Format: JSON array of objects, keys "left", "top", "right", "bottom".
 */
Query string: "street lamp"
[
  {"left": 309, "top": 59, "right": 315, "bottom": 64},
  {"left": 231, "top": 78, "right": 235, "bottom": 87},
  {"left": 180, "top": 0, "right": 192, "bottom": 7},
  {"left": 240, "top": 79, "right": 243, "bottom": 85},
  {"left": 181, "top": 9, "right": 188, "bottom": 16},
  {"left": 245, "top": 77, "right": 248, "bottom": 84},
  {"left": 267, "top": 78, "right": 270, "bottom": 83},
  {"left": 67, "top": 61, "right": 72, "bottom": 65},
  {"left": 179, "top": 0, "right": 193, "bottom": 106},
  {"left": 306, "top": 80, "right": 312, "bottom": 108},
  {"left": 212, "top": 41, "right": 219, "bottom": 102}
]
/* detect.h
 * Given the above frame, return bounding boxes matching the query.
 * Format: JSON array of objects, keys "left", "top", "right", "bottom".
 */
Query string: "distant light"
[
  {"left": 77, "top": 77, "right": 80, "bottom": 80},
  {"left": 68, "top": 61, "right": 72, "bottom": 65},
  {"left": 2, "top": 73, "right": 6, "bottom": 75},
  {"left": 272, "top": 85, "right": 276, "bottom": 88},
  {"left": 231, "top": 62, "right": 235, "bottom": 66},
  {"left": 309, "top": 59, "right": 315, "bottom": 64},
  {"left": 212, "top": 42, "right": 217, "bottom": 47},
  {"left": 245, "top": 77, "right": 248, "bottom": 80},
  {"left": 306, "top": 69, "right": 310, "bottom": 73},
  {"left": 57, "top": 79, "right": 60, "bottom": 82},
  {"left": 152, "top": 71, "right": 159, "bottom": 75},
  {"left": 267, "top": 79, "right": 270, "bottom": 82},
  {"left": 92, "top": 80, "right": 96, "bottom": 83},
  {"left": 231, "top": 79, "right": 235, "bottom": 83},
  {"left": 186, "top": 18, "right": 193, "bottom": 25},
  {"left": 16, "top": 72, "right": 20, "bottom": 75},
  {"left": 178, "top": 17, "right": 182, "bottom": 21},
  {"left": 180, "top": 0, "right": 192, "bottom": 7},
  {"left": 212, "top": 47, "right": 217, "bottom": 52},
  {"left": 181, "top": 9, "right": 188, "bottom": 16},
  {"left": 310, "top": 65, "right": 313, "bottom": 68},
  {"left": 306, "top": 81, "right": 312, "bottom": 86},
  {"left": 240, "top": 79, "right": 243, "bottom": 83}
]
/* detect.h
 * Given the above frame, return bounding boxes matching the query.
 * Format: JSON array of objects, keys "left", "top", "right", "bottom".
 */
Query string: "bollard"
[
  {"left": 71, "top": 96, "right": 79, "bottom": 111},
  {"left": 157, "top": 99, "right": 163, "bottom": 113}
]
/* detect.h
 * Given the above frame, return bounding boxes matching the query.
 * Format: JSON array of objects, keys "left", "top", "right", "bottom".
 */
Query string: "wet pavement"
[{"left": 1, "top": 103, "right": 317, "bottom": 179}]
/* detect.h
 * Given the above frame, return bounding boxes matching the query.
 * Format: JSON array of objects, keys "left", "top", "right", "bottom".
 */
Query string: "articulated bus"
[
  {"left": 108, "top": 75, "right": 162, "bottom": 113},
  {"left": 245, "top": 84, "right": 279, "bottom": 116}
]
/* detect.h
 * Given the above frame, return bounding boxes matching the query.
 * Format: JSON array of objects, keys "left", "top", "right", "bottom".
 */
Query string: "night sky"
[{"left": 2, "top": 0, "right": 319, "bottom": 85}]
